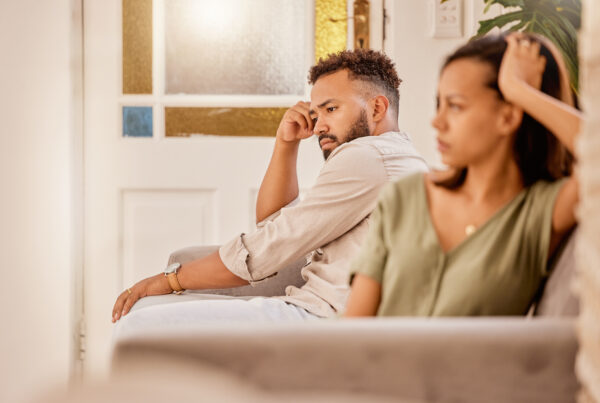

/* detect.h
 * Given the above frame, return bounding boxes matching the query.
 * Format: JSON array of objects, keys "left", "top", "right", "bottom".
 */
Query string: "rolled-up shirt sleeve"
[{"left": 219, "top": 142, "right": 389, "bottom": 284}]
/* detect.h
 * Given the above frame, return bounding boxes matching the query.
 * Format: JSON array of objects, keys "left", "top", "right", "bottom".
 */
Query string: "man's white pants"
[{"left": 113, "top": 294, "right": 318, "bottom": 342}]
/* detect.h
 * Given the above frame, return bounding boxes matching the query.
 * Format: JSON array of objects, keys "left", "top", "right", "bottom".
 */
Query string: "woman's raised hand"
[{"left": 499, "top": 33, "right": 547, "bottom": 104}]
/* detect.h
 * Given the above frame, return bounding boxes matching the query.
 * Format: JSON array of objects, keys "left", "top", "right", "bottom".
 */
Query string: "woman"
[{"left": 344, "top": 33, "right": 583, "bottom": 317}]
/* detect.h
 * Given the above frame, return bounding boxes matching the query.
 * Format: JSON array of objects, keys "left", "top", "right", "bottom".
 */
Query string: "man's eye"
[
  {"left": 327, "top": 106, "right": 337, "bottom": 112},
  {"left": 312, "top": 117, "right": 318, "bottom": 124},
  {"left": 448, "top": 103, "right": 462, "bottom": 111}
]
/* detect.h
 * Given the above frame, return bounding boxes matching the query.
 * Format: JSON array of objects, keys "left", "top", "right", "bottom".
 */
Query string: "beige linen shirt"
[{"left": 219, "top": 131, "right": 428, "bottom": 317}]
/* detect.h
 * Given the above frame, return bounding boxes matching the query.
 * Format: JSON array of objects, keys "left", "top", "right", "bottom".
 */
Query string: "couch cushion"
[{"left": 111, "top": 318, "right": 578, "bottom": 403}]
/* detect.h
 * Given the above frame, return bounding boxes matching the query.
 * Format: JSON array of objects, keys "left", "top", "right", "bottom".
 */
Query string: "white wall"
[
  {"left": 385, "top": 0, "right": 501, "bottom": 167},
  {"left": 0, "top": 1, "right": 81, "bottom": 401}
]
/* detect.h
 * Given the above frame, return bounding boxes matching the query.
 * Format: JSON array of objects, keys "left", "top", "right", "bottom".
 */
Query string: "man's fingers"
[
  {"left": 287, "top": 109, "right": 309, "bottom": 131},
  {"left": 290, "top": 102, "right": 314, "bottom": 132},
  {"left": 295, "top": 102, "right": 314, "bottom": 131},
  {"left": 112, "top": 288, "right": 136, "bottom": 322},
  {"left": 112, "top": 292, "right": 127, "bottom": 322},
  {"left": 121, "top": 293, "right": 138, "bottom": 317}
]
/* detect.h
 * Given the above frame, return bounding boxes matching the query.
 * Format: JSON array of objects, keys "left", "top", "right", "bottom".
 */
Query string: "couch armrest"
[
  {"left": 112, "top": 318, "right": 578, "bottom": 403},
  {"left": 168, "top": 245, "right": 307, "bottom": 298}
]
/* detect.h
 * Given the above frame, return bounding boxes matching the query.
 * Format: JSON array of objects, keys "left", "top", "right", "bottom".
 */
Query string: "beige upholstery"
[
  {"left": 115, "top": 232, "right": 579, "bottom": 402},
  {"left": 110, "top": 318, "right": 577, "bottom": 403}
]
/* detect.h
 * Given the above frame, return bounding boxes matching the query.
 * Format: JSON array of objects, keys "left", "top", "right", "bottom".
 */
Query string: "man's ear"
[
  {"left": 370, "top": 95, "right": 389, "bottom": 122},
  {"left": 497, "top": 102, "right": 523, "bottom": 137}
]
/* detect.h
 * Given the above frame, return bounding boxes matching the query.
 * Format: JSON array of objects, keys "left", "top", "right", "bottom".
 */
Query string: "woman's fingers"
[{"left": 500, "top": 33, "right": 546, "bottom": 96}]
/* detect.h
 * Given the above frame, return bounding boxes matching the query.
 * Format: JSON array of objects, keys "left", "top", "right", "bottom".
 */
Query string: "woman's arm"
[
  {"left": 499, "top": 33, "right": 583, "bottom": 249},
  {"left": 499, "top": 33, "right": 583, "bottom": 154},
  {"left": 344, "top": 274, "right": 382, "bottom": 317}
]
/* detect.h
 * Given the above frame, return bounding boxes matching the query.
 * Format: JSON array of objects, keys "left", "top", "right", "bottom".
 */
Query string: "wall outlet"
[{"left": 429, "top": 0, "right": 462, "bottom": 38}]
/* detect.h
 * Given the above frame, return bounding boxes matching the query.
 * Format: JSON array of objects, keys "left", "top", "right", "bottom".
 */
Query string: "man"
[{"left": 112, "top": 49, "right": 427, "bottom": 324}]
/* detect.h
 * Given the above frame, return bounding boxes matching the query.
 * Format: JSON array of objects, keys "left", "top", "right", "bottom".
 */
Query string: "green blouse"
[{"left": 350, "top": 173, "right": 566, "bottom": 316}]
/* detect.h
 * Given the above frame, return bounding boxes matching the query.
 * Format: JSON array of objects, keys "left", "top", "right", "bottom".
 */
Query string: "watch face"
[{"left": 165, "top": 262, "right": 181, "bottom": 274}]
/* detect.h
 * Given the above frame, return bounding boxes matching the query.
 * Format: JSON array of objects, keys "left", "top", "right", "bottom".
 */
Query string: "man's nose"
[{"left": 314, "top": 118, "right": 328, "bottom": 134}]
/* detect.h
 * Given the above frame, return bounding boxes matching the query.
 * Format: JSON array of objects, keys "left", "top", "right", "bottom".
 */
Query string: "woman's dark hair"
[{"left": 434, "top": 33, "right": 574, "bottom": 189}]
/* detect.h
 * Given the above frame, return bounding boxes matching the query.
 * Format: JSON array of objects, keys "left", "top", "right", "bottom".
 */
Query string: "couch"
[{"left": 108, "top": 231, "right": 580, "bottom": 403}]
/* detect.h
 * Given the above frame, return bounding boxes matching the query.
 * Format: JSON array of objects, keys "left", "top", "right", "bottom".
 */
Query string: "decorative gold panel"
[
  {"left": 165, "top": 107, "right": 287, "bottom": 137},
  {"left": 354, "top": 0, "right": 370, "bottom": 49},
  {"left": 315, "top": 0, "right": 347, "bottom": 62},
  {"left": 122, "top": 0, "right": 152, "bottom": 94}
]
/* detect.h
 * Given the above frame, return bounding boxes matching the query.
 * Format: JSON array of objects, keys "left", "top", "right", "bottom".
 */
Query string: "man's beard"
[{"left": 319, "top": 110, "right": 371, "bottom": 160}]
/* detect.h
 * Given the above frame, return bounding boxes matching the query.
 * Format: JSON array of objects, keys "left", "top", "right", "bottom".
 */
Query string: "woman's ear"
[
  {"left": 370, "top": 95, "right": 389, "bottom": 123},
  {"left": 497, "top": 102, "right": 523, "bottom": 137}
]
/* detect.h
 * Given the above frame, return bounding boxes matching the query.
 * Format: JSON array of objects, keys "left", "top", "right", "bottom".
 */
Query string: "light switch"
[{"left": 429, "top": 0, "right": 462, "bottom": 38}]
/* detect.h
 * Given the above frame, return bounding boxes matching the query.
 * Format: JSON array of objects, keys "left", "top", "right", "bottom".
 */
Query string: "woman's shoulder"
[
  {"left": 379, "top": 172, "right": 426, "bottom": 204},
  {"left": 525, "top": 177, "right": 569, "bottom": 201}
]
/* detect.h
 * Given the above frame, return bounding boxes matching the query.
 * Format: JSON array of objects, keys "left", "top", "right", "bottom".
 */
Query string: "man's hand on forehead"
[{"left": 275, "top": 101, "right": 315, "bottom": 143}]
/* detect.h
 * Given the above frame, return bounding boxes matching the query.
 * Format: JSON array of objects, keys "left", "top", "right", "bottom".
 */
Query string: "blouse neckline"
[{"left": 420, "top": 175, "right": 529, "bottom": 256}]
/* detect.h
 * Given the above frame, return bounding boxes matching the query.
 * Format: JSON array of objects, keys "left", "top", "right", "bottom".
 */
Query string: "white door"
[{"left": 83, "top": 0, "right": 383, "bottom": 377}]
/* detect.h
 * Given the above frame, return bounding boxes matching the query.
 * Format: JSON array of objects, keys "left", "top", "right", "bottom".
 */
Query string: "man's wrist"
[
  {"left": 275, "top": 137, "right": 301, "bottom": 155},
  {"left": 164, "top": 262, "right": 184, "bottom": 294},
  {"left": 275, "top": 135, "right": 301, "bottom": 146}
]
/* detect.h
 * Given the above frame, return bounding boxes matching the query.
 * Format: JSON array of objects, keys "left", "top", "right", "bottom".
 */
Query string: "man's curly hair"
[{"left": 308, "top": 49, "right": 402, "bottom": 116}]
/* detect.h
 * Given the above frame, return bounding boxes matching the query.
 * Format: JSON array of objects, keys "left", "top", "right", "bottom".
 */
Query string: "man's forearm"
[
  {"left": 255, "top": 139, "right": 300, "bottom": 223},
  {"left": 177, "top": 251, "right": 249, "bottom": 289}
]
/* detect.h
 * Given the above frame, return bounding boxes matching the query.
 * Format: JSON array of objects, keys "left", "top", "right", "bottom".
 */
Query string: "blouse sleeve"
[
  {"left": 348, "top": 182, "right": 396, "bottom": 284},
  {"left": 529, "top": 178, "right": 569, "bottom": 277}
]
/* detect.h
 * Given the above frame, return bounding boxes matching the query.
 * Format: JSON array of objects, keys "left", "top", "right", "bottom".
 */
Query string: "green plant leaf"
[
  {"left": 472, "top": 0, "right": 581, "bottom": 94},
  {"left": 528, "top": 16, "right": 579, "bottom": 93},
  {"left": 485, "top": 0, "right": 524, "bottom": 8},
  {"left": 476, "top": 10, "right": 525, "bottom": 37}
]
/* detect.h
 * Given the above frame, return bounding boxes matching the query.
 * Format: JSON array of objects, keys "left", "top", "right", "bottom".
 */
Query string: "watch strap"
[{"left": 165, "top": 272, "right": 184, "bottom": 294}]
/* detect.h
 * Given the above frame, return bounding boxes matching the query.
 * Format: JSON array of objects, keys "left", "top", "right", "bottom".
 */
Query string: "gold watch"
[{"left": 164, "top": 262, "right": 184, "bottom": 294}]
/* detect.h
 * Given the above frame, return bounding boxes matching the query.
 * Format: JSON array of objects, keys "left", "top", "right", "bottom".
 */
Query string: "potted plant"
[{"left": 442, "top": 0, "right": 582, "bottom": 93}]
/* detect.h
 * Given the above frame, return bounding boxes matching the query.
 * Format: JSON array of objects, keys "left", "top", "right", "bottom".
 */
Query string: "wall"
[
  {"left": 576, "top": 0, "right": 600, "bottom": 401},
  {"left": 0, "top": 0, "right": 81, "bottom": 401},
  {"left": 385, "top": 0, "right": 501, "bottom": 167}
]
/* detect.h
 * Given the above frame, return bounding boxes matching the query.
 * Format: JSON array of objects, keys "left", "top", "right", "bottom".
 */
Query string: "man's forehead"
[
  {"left": 308, "top": 98, "right": 338, "bottom": 114},
  {"left": 309, "top": 70, "right": 364, "bottom": 110}
]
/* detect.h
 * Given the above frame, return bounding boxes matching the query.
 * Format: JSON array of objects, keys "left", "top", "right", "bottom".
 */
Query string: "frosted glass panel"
[{"left": 165, "top": 0, "right": 307, "bottom": 95}]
